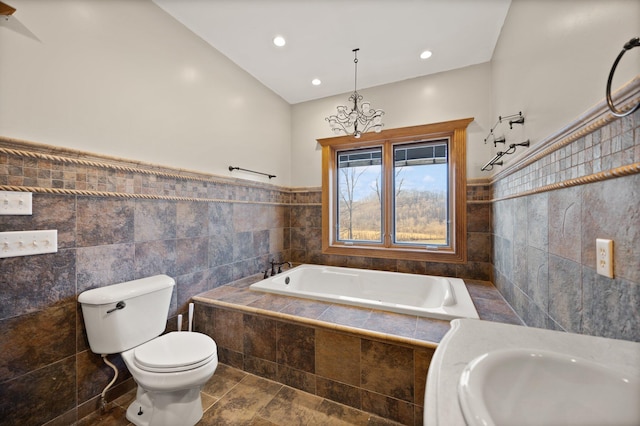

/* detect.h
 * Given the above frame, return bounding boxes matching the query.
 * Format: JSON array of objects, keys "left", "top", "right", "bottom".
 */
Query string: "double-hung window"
[{"left": 318, "top": 118, "right": 472, "bottom": 263}]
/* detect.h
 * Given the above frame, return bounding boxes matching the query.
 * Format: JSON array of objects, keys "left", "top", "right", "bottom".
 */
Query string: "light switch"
[
  {"left": 1, "top": 191, "right": 32, "bottom": 215},
  {"left": 0, "top": 230, "right": 58, "bottom": 258}
]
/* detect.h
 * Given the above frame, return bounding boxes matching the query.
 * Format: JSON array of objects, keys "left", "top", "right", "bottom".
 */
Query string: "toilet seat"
[{"left": 133, "top": 332, "right": 217, "bottom": 373}]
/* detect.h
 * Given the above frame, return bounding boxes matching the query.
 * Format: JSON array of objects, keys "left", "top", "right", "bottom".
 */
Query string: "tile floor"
[{"left": 79, "top": 364, "right": 404, "bottom": 426}]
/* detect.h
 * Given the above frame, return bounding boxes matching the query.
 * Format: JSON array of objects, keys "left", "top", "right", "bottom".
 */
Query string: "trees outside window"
[{"left": 318, "top": 118, "right": 472, "bottom": 263}]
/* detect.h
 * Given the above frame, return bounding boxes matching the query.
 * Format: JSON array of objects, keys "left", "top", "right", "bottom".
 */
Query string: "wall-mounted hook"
[
  {"left": 493, "top": 137, "right": 506, "bottom": 147},
  {"left": 509, "top": 116, "right": 525, "bottom": 129}
]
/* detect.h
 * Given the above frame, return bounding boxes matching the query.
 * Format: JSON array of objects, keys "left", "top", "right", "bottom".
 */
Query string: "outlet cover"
[{"left": 596, "top": 238, "right": 614, "bottom": 278}]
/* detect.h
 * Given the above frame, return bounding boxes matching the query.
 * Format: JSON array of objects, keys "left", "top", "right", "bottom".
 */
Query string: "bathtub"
[{"left": 249, "top": 264, "right": 479, "bottom": 320}]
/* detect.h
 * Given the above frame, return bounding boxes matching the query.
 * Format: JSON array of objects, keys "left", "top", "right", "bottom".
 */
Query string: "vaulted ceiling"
[{"left": 153, "top": 0, "right": 512, "bottom": 104}]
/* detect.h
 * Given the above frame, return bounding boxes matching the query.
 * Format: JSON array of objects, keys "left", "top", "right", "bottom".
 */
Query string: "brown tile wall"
[
  {"left": 492, "top": 108, "right": 640, "bottom": 342},
  {"left": 0, "top": 141, "right": 292, "bottom": 425},
  {"left": 195, "top": 305, "right": 434, "bottom": 426},
  {"left": 289, "top": 198, "right": 493, "bottom": 282},
  {"left": 0, "top": 137, "right": 495, "bottom": 425}
]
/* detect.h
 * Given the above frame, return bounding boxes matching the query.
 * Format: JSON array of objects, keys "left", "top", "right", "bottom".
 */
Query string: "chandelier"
[{"left": 326, "top": 48, "right": 384, "bottom": 138}]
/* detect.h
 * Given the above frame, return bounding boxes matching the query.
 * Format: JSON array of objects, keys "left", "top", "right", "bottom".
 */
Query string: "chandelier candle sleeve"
[{"left": 326, "top": 48, "right": 384, "bottom": 138}]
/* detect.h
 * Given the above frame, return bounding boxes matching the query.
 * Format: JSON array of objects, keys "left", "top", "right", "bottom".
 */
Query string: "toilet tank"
[{"left": 78, "top": 275, "right": 175, "bottom": 354}]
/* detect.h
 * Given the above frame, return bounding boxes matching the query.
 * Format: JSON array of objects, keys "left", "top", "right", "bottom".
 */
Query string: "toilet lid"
[{"left": 134, "top": 332, "right": 217, "bottom": 373}]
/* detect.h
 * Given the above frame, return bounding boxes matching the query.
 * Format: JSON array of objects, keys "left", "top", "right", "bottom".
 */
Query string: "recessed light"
[
  {"left": 420, "top": 50, "right": 433, "bottom": 59},
  {"left": 273, "top": 36, "right": 286, "bottom": 47},
  {"left": 311, "top": 78, "right": 322, "bottom": 86}
]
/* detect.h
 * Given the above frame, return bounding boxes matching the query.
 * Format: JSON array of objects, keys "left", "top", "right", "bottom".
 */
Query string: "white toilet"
[{"left": 78, "top": 275, "right": 218, "bottom": 426}]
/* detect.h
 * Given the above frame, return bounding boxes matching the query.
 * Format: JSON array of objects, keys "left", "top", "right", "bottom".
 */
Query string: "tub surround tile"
[
  {"left": 361, "top": 340, "right": 414, "bottom": 403},
  {"left": 361, "top": 390, "right": 414, "bottom": 425},
  {"left": 413, "top": 348, "right": 434, "bottom": 406},
  {"left": 414, "top": 318, "right": 452, "bottom": 343},
  {"left": 316, "top": 330, "right": 361, "bottom": 386},
  {"left": 245, "top": 355, "right": 278, "bottom": 381},
  {"left": 244, "top": 314, "right": 277, "bottom": 362},
  {"left": 315, "top": 376, "right": 362, "bottom": 410},
  {"left": 212, "top": 308, "right": 244, "bottom": 353},
  {"left": 280, "top": 298, "right": 332, "bottom": 319},
  {"left": 194, "top": 275, "right": 520, "bottom": 347},
  {"left": 467, "top": 203, "right": 492, "bottom": 233},
  {"left": 316, "top": 304, "right": 373, "bottom": 329},
  {"left": 275, "top": 364, "right": 316, "bottom": 394},
  {"left": 276, "top": 322, "right": 315, "bottom": 374},
  {"left": 363, "top": 311, "right": 418, "bottom": 340},
  {"left": 194, "top": 277, "right": 494, "bottom": 424}
]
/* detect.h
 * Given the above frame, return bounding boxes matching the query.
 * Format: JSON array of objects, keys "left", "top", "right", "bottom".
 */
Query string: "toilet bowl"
[
  {"left": 122, "top": 332, "right": 218, "bottom": 426},
  {"left": 78, "top": 275, "right": 218, "bottom": 426}
]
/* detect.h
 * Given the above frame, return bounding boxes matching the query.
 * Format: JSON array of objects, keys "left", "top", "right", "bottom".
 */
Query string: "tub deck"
[{"left": 193, "top": 273, "right": 522, "bottom": 348}]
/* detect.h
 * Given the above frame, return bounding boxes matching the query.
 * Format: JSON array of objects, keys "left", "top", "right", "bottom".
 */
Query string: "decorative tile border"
[
  {"left": 0, "top": 137, "right": 291, "bottom": 204},
  {"left": 491, "top": 78, "right": 640, "bottom": 200}
]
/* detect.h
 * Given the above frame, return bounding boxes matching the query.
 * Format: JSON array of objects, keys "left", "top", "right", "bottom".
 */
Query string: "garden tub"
[{"left": 250, "top": 264, "right": 479, "bottom": 320}]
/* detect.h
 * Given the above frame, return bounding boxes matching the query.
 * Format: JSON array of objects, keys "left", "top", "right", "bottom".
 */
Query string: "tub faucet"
[{"left": 269, "top": 260, "right": 292, "bottom": 276}]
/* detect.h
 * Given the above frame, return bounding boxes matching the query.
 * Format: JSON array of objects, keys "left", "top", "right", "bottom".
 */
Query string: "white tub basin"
[{"left": 458, "top": 348, "right": 640, "bottom": 426}]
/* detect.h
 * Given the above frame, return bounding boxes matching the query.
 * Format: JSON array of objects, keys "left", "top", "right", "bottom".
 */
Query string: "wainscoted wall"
[
  {"left": 0, "top": 137, "right": 492, "bottom": 425},
  {"left": 0, "top": 140, "right": 291, "bottom": 426},
  {"left": 289, "top": 185, "right": 493, "bottom": 281},
  {"left": 492, "top": 105, "right": 640, "bottom": 342}
]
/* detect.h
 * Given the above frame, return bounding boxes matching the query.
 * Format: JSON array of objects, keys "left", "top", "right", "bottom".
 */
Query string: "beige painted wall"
[
  {"left": 1, "top": 1, "right": 637, "bottom": 187},
  {"left": 0, "top": 0, "right": 292, "bottom": 184},
  {"left": 490, "top": 0, "right": 640, "bottom": 168}
]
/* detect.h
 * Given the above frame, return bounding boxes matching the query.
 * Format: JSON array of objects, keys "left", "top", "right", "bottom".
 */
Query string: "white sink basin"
[{"left": 458, "top": 348, "right": 640, "bottom": 426}]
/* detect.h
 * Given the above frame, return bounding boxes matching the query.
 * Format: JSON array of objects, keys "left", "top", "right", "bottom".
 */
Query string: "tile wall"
[
  {"left": 492, "top": 108, "right": 640, "bottom": 342},
  {"left": 0, "top": 141, "right": 291, "bottom": 425},
  {"left": 195, "top": 304, "right": 434, "bottom": 425},
  {"left": 0, "top": 137, "right": 493, "bottom": 425}
]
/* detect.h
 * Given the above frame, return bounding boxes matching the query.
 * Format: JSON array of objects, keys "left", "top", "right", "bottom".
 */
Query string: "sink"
[{"left": 458, "top": 348, "right": 640, "bottom": 426}]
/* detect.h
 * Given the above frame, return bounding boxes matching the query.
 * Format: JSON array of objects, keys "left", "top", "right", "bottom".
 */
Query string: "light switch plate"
[
  {"left": 0, "top": 230, "right": 58, "bottom": 258},
  {"left": 0, "top": 191, "right": 32, "bottom": 215}
]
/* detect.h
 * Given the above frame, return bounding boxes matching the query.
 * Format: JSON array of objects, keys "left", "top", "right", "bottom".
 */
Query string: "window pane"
[
  {"left": 393, "top": 141, "right": 449, "bottom": 245},
  {"left": 337, "top": 148, "right": 382, "bottom": 242}
]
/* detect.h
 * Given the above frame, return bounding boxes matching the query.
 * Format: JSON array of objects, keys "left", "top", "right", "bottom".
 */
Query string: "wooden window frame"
[{"left": 317, "top": 117, "right": 473, "bottom": 263}]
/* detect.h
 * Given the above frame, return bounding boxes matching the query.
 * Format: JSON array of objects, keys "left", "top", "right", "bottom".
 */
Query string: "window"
[{"left": 318, "top": 118, "right": 472, "bottom": 263}]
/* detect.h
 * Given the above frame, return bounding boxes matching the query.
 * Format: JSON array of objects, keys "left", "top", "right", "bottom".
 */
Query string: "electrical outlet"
[
  {"left": 596, "top": 238, "right": 613, "bottom": 278},
  {"left": 0, "top": 191, "right": 32, "bottom": 215}
]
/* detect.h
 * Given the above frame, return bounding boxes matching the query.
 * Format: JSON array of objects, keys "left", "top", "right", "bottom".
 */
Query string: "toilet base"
[{"left": 126, "top": 385, "right": 204, "bottom": 426}]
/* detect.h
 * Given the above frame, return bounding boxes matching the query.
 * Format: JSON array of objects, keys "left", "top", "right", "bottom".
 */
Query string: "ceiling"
[{"left": 152, "top": 0, "right": 512, "bottom": 105}]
